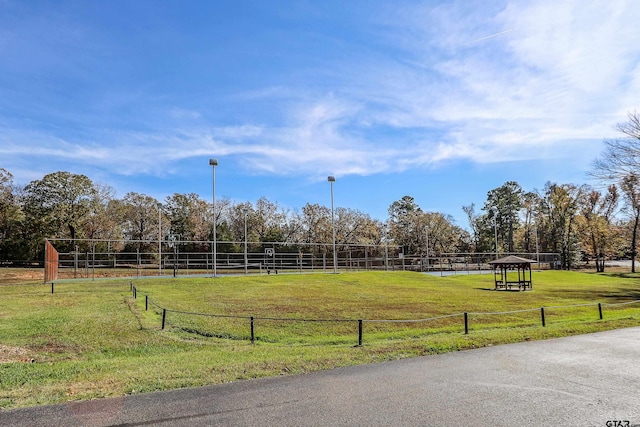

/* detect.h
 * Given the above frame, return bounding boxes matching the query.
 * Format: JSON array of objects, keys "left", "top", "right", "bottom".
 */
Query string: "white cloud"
[
  {"left": 365, "top": 0, "right": 640, "bottom": 167},
  {"left": 3, "top": 0, "right": 639, "bottom": 185}
]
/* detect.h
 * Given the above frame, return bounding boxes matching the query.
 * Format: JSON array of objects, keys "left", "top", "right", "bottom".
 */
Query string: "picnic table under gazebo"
[{"left": 488, "top": 256, "right": 536, "bottom": 291}]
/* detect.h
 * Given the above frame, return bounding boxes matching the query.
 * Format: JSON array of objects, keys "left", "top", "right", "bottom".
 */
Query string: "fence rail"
[
  {"left": 44, "top": 239, "right": 563, "bottom": 281},
  {"left": 41, "top": 281, "right": 640, "bottom": 346},
  {"left": 122, "top": 283, "right": 640, "bottom": 347}
]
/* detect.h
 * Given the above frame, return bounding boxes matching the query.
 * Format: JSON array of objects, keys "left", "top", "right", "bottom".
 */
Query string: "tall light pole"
[
  {"left": 157, "top": 202, "right": 162, "bottom": 276},
  {"left": 328, "top": 176, "right": 337, "bottom": 274},
  {"left": 242, "top": 207, "right": 248, "bottom": 275},
  {"left": 491, "top": 206, "right": 499, "bottom": 260},
  {"left": 534, "top": 215, "right": 540, "bottom": 270},
  {"left": 209, "top": 158, "right": 218, "bottom": 277}
]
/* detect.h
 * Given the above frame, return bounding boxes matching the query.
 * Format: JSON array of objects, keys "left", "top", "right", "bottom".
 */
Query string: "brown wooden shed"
[{"left": 488, "top": 255, "right": 536, "bottom": 291}]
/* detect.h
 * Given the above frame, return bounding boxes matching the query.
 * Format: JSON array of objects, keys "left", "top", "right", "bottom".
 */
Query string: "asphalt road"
[{"left": 2, "top": 327, "right": 639, "bottom": 427}]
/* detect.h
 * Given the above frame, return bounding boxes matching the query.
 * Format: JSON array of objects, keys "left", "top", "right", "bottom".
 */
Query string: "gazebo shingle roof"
[{"left": 488, "top": 255, "right": 537, "bottom": 265}]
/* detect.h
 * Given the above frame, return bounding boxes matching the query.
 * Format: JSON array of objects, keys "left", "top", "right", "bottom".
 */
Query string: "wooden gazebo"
[{"left": 488, "top": 256, "right": 536, "bottom": 291}]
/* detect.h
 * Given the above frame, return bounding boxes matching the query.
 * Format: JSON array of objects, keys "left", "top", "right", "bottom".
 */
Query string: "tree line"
[{"left": 1, "top": 112, "right": 639, "bottom": 271}]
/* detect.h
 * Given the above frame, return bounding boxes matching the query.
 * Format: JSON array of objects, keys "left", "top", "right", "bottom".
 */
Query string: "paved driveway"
[{"left": 2, "top": 327, "right": 639, "bottom": 426}]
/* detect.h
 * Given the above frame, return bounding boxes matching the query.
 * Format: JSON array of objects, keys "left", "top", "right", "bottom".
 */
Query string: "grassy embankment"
[{"left": 1, "top": 268, "right": 639, "bottom": 409}]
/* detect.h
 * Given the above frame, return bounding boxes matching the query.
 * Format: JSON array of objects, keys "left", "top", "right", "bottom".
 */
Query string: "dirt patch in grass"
[
  {"left": 26, "top": 340, "right": 84, "bottom": 362},
  {"left": 0, "top": 268, "right": 43, "bottom": 285},
  {"left": 0, "top": 344, "right": 35, "bottom": 363}
]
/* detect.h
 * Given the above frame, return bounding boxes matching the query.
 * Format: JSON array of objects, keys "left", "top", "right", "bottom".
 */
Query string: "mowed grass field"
[{"left": 1, "top": 268, "right": 640, "bottom": 409}]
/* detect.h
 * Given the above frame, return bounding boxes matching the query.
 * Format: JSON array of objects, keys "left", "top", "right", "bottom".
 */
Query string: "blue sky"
[{"left": 2, "top": 1, "right": 639, "bottom": 227}]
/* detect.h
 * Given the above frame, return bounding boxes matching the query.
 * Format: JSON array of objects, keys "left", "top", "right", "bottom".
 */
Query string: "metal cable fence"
[
  {"left": 45, "top": 239, "right": 562, "bottom": 281},
  {"left": 48, "top": 238, "right": 404, "bottom": 280},
  {"left": 127, "top": 283, "right": 640, "bottom": 346}
]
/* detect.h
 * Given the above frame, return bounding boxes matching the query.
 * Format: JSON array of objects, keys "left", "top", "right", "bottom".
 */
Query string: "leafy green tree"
[
  {"left": 483, "top": 181, "right": 524, "bottom": 253},
  {"left": 517, "top": 192, "right": 543, "bottom": 253},
  {"left": 254, "top": 197, "right": 287, "bottom": 244},
  {"left": 22, "top": 171, "right": 98, "bottom": 255},
  {"left": 425, "top": 212, "right": 468, "bottom": 255},
  {"left": 0, "top": 169, "right": 24, "bottom": 260},
  {"left": 211, "top": 196, "right": 232, "bottom": 243},
  {"left": 577, "top": 186, "right": 619, "bottom": 272},
  {"left": 293, "top": 203, "right": 383, "bottom": 256},
  {"left": 226, "top": 202, "right": 254, "bottom": 253},
  {"left": 334, "top": 207, "right": 379, "bottom": 250},
  {"left": 388, "top": 195, "right": 422, "bottom": 254},
  {"left": 82, "top": 184, "right": 120, "bottom": 242},
  {"left": 165, "top": 193, "right": 211, "bottom": 250},
  {"left": 298, "top": 203, "right": 332, "bottom": 253},
  {"left": 539, "top": 182, "right": 585, "bottom": 269},
  {"left": 121, "top": 192, "right": 163, "bottom": 252}
]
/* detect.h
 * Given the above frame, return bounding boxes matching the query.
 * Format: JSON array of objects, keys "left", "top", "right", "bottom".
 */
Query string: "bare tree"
[
  {"left": 462, "top": 203, "right": 479, "bottom": 252},
  {"left": 591, "top": 111, "right": 640, "bottom": 181},
  {"left": 591, "top": 111, "right": 640, "bottom": 270},
  {"left": 620, "top": 173, "right": 640, "bottom": 272}
]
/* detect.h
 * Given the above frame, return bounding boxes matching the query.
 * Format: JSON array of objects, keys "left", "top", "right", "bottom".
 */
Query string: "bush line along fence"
[{"left": 89, "top": 283, "right": 640, "bottom": 347}]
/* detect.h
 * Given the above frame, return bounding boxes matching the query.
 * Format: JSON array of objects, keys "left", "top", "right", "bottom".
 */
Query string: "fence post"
[
  {"left": 130, "top": 281, "right": 132, "bottom": 292},
  {"left": 161, "top": 309, "right": 166, "bottom": 330},
  {"left": 133, "top": 286, "right": 137, "bottom": 299},
  {"left": 145, "top": 295, "right": 148, "bottom": 311},
  {"left": 358, "top": 319, "right": 363, "bottom": 346},
  {"left": 464, "top": 312, "right": 469, "bottom": 334},
  {"left": 598, "top": 302, "right": 603, "bottom": 320},
  {"left": 51, "top": 282, "right": 54, "bottom": 294},
  {"left": 540, "top": 307, "right": 546, "bottom": 327},
  {"left": 250, "top": 316, "right": 255, "bottom": 344}
]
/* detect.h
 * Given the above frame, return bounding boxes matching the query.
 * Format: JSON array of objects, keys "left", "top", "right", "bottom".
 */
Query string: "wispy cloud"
[
  {"left": 469, "top": 29, "right": 512, "bottom": 44},
  {"left": 358, "top": 0, "right": 640, "bottom": 167},
  {"left": 2, "top": 0, "right": 639, "bottom": 187}
]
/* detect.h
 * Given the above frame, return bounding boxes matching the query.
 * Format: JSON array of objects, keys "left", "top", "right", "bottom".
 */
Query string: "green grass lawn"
[{"left": 1, "top": 269, "right": 639, "bottom": 409}]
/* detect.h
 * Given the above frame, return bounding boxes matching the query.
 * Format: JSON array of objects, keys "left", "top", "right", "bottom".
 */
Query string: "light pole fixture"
[
  {"left": 328, "top": 176, "right": 337, "bottom": 274},
  {"left": 242, "top": 207, "right": 248, "bottom": 275},
  {"left": 157, "top": 202, "right": 162, "bottom": 276},
  {"left": 491, "top": 206, "right": 499, "bottom": 260},
  {"left": 209, "top": 158, "right": 218, "bottom": 277}
]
